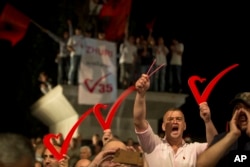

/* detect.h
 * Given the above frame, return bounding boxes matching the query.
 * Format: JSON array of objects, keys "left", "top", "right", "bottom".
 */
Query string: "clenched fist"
[{"left": 135, "top": 74, "right": 150, "bottom": 96}]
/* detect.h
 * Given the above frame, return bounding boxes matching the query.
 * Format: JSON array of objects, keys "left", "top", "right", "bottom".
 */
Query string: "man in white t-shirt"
[
  {"left": 153, "top": 36, "right": 169, "bottom": 92},
  {"left": 168, "top": 38, "right": 184, "bottom": 93},
  {"left": 67, "top": 26, "right": 85, "bottom": 85},
  {"left": 118, "top": 35, "right": 137, "bottom": 89}
]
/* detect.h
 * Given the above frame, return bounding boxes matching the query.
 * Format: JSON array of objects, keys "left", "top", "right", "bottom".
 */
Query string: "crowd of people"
[
  {"left": 118, "top": 29, "right": 185, "bottom": 93},
  {"left": 1, "top": 1, "right": 248, "bottom": 167},
  {"left": 37, "top": 11, "right": 184, "bottom": 94},
  {"left": 1, "top": 72, "right": 249, "bottom": 167},
  {"left": 118, "top": 32, "right": 184, "bottom": 93}
]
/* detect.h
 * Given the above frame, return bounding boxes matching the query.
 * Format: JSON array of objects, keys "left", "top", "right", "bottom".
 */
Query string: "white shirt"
[
  {"left": 170, "top": 42, "right": 184, "bottom": 65},
  {"left": 119, "top": 40, "right": 137, "bottom": 64},
  {"left": 154, "top": 45, "right": 169, "bottom": 66},
  {"left": 67, "top": 35, "right": 85, "bottom": 57},
  {"left": 135, "top": 125, "right": 207, "bottom": 167}
]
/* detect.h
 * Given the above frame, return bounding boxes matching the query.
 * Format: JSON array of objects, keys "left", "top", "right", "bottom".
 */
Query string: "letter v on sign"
[{"left": 188, "top": 64, "right": 239, "bottom": 105}]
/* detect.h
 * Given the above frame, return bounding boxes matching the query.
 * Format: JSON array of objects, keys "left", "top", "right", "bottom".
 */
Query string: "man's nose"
[
  {"left": 170, "top": 118, "right": 178, "bottom": 123},
  {"left": 44, "top": 157, "right": 52, "bottom": 163},
  {"left": 172, "top": 119, "right": 177, "bottom": 123},
  {"left": 44, "top": 159, "right": 50, "bottom": 164}
]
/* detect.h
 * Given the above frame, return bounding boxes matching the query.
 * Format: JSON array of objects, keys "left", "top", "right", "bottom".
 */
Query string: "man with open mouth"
[
  {"left": 197, "top": 92, "right": 250, "bottom": 167},
  {"left": 133, "top": 74, "right": 218, "bottom": 167}
]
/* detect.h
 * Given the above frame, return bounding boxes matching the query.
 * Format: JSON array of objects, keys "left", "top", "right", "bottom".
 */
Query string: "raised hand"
[
  {"left": 59, "top": 154, "right": 70, "bottom": 167},
  {"left": 135, "top": 74, "right": 150, "bottom": 96},
  {"left": 199, "top": 102, "right": 211, "bottom": 123},
  {"left": 102, "top": 129, "right": 113, "bottom": 145},
  {"left": 89, "top": 149, "right": 117, "bottom": 167},
  {"left": 229, "top": 109, "right": 241, "bottom": 138},
  {"left": 241, "top": 109, "right": 250, "bottom": 137}
]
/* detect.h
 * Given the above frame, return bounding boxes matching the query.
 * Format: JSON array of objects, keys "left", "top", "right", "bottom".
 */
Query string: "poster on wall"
[{"left": 78, "top": 38, "right": 117, "bottom": 104}]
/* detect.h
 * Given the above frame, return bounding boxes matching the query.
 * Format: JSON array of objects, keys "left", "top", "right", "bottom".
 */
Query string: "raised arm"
[
  {"left": 67, "top": 19, "right": 73, "bottom": 37},
  {"left": 133, "top": 74, "right": 150, "bottom": 132},
  {"left": 199, "top": 102, "right": 218, "bottom": 145},
  {"left": 67, "top": 37, "right": 74, "bottom": 52},
  {"left": 196, "top": 109, "right": 241, "bottom": 167}
]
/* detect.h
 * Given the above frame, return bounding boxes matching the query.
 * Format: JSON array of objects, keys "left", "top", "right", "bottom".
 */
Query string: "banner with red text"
[{"left": 78, "top": 38, "right": 117, "bottom": 104}]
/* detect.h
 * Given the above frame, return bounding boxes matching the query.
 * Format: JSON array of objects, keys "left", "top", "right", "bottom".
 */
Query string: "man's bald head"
[
  {"left": 75, "top": 159, "right": 91, "bottom": 167},
  {"left": 102, "top": 139, "right": 127, "bottom": 151}
]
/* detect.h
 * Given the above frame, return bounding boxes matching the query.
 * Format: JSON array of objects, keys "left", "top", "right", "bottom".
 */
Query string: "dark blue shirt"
[{"left": 209, "top": 132, "right": 250, "bottom": 167}]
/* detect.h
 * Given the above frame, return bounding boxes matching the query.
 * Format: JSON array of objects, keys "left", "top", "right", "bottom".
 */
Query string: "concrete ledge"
[
  {"left": 30, "top": 85, "right": 189, "bottom": 140},
  {"left": 62, "top": 85, "right": 189, "bottom": 140},
  {"left": 63, "top": 85, "right": 188, "bottom": 118}
]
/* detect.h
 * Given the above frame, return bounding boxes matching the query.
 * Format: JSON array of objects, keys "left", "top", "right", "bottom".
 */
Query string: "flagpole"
[
  {"left": 30, "top": 19, "right": 46, "bottom": 31},
  {"left": 124, "top": 6, "right": 129, "bottom": 38},
  {"left": 124, "top": 0, "right": 132, "bottom": 40}
]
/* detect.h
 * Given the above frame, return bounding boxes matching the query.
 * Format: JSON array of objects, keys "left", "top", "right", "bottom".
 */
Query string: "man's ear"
[
  {"left": 162, "top": 122, "right": 166, "bottom": 132},
  {"left": 183, "top": 121, "right": 186, "bottom": 131}
]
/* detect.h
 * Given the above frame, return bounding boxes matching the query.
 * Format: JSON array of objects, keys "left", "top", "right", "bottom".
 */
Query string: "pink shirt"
[{"left": 135, "top": 124, "right": 207, "bottom": 167}]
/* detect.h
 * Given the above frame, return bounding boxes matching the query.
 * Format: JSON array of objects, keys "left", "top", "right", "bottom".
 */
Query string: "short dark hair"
[{"left": 163, "top": 107, "right": 185, "bottom": 121}]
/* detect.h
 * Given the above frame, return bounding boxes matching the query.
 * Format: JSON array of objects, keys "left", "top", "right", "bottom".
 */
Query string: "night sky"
[{"left": 0, "top": 0, "right": 250, "bottom": 139}]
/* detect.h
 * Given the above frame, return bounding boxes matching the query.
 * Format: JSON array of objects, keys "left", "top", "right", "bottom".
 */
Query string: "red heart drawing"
[
  {"left": 93, "top": 85, "right": 136, "bottom": 130},
  {"left": 43, "top": 106, "right": 94, "bottom": 160},
  {"left": 92, "top": 60, "right": 161, "bottom": 129},
  {"left": 43, "top": 86, "right": 136, "bottom": 160},
  {"left": 93, "top": 103, "right": 109, "bottom": 129},
  {"left": 43, "top": 65, "right": 154, "bottom": 160},
  {"left": 188, "top": 63, "right": 239, "bottom": 105}
]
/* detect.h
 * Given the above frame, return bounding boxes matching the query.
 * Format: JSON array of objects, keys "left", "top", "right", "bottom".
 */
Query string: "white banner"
[{"left": 78, "top": 38, "right": 117, "bottom": 104}]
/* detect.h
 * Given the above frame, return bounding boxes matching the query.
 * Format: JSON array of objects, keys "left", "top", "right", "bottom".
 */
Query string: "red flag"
[
  {"left": 99, "top": 0, "right": 132, "bottom": 41},
  {"left": 146, "top": 18, "right": 156, "bottom": 32},
  {"left": 99, "top": 0, "right": 115, "bottom": 17},
  {"left": 0, "top": 3, "right": 30, "bottom": 46}
]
